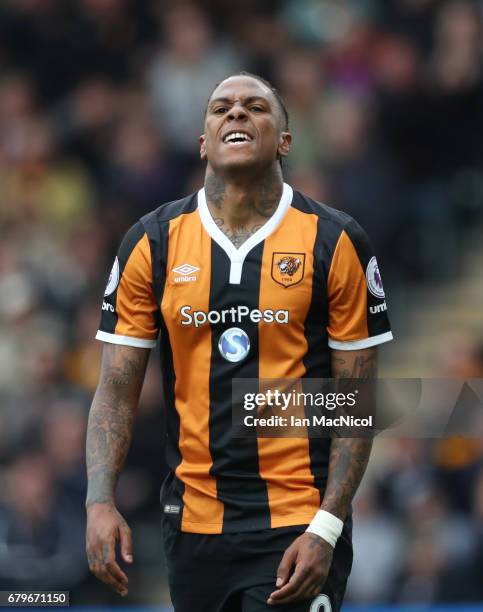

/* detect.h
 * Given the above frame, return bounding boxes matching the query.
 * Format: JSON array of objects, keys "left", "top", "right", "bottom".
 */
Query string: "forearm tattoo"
[
  {"left": 321, "top": 349, "right": 377, "bottom": 519},
  {"left": 85, "top": 345, "right": 148, "bottom": 507},
  {"left": 320, "top": 437, "right": 373, "bottom": 520}
]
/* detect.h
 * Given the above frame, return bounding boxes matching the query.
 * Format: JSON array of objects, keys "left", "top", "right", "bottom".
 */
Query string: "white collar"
[{"left": 197, "top": 182, "right": 293, "bottom": 284}]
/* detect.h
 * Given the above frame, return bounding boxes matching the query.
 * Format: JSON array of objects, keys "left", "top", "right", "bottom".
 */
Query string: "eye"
[
  {"left": 250, "top": 105, "right": 264, "bottom": 112},
  {"left": 214, "top": 107, "right": 227, "bottom": 114}
]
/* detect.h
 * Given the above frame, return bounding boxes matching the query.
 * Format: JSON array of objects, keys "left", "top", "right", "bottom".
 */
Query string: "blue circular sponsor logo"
[{"left": 218, "top": 327, "right": 250, "bottom": 363}]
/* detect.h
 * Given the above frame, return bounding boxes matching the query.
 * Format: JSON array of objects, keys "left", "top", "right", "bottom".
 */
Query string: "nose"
[{"left": 227, "top": 103, "right": 247, "bottom": 121}]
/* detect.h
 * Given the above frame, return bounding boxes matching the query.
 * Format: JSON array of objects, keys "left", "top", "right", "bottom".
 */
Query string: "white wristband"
[{"left": 306, "top": 510, "right": 344, "bottom": 547}]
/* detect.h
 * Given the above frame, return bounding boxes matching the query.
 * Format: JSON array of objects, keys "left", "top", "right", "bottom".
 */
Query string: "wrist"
[
  {"left": 306, "top": 509, "right": 344, "bottom": 548},
  {"left": 85, "top": 498, "right": 116, "bottom": 511}
]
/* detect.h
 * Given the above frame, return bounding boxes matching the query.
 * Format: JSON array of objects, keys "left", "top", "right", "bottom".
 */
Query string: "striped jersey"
[{"left": 96, "top": 183, "right": 392, "bottom": 534}]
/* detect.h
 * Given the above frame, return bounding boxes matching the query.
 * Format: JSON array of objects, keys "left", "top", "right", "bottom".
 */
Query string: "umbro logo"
[
  {"left": 172, "top": 263, "right": 199, "bottom": 283},
  {"left": 370, "top": 301, "right": 387, "bottom": 314}
]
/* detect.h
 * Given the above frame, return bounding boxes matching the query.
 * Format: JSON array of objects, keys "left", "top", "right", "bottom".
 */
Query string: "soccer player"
[{"left": 85, "top": 72, "right": 392, "bottom": 611}]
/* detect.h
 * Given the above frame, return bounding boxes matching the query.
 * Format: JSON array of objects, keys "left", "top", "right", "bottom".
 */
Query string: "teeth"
[{"left": 224, "top": 132, "right": 251, "bottom": 143}]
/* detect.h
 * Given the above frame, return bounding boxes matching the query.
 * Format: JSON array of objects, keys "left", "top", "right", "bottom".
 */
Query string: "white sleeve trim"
[
  {"left": 95, "top": 330, "right": 157, "bottom": 349},
  {"left": 328, "top": 331, "right": 393, "bottom": 351}
]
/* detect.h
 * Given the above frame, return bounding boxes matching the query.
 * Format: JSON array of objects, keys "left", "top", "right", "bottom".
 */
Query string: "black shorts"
[{"left": 162, "top": 517, "right": 353, "bottom": 612}]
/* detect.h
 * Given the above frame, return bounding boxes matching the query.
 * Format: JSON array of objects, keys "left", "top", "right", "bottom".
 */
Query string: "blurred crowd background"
[{"left": 1, "top": 0, "right": 483, "bottom": 608}]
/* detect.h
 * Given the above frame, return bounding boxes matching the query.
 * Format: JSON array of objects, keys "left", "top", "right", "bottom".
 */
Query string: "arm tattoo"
[
  {"left": 85, "top": 344, "right": 149, "bottom": 507},
  {"left": 102, "top": 357, "right": 143, "bottom": 385},
  {"left": 320, "top": 437, "right": 373, "bottom": 520},
  {"left": 320, "top": 348, "right": 377, "bottom": 520},
  {"left": 331, "top": 351, "right": 377, "bottom": 379}
]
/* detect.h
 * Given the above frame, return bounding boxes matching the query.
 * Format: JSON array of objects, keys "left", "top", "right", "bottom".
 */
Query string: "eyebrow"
[{"left": 208, "top": 96, "right": 271, "bottom": 109}]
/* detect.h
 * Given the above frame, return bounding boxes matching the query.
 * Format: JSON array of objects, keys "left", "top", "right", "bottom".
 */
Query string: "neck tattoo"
[
  {"left": 205, "top": 173, "right": 282, "bottom": 248},
  {"left": 213, "top": 218, "right": 265, "bottom": 248}
]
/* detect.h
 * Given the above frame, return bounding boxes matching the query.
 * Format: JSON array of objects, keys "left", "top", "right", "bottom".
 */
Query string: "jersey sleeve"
[
  {"left": 327, "top": 219, "right": 393, "bottom": 350},
  {"left": 96, "top": 221, "right": 159, "bottom": 349}
]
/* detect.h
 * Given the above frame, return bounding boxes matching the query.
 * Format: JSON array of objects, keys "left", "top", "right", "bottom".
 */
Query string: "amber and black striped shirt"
[{"left": 96, "top": 184, "right": 392, "bottom": 534}]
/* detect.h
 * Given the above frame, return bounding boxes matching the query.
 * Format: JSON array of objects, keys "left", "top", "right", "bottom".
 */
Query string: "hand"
[
  {"left": 267, "top": 532, "right": 333, "bottom": 606},
  {"left": 86, "top": 502, "right": 133, "bottom": 597}
]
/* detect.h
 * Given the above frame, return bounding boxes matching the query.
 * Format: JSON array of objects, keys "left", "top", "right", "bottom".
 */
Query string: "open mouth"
[{"left": 223, "top": 131, "right": 253, "bottom": 144}]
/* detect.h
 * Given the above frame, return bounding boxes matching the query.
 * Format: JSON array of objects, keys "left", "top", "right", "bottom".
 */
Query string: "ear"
[
  {"left": 278, "top": 131, "right": 292, "bottom": 158},
  {"left": 199, "top": 134, "right": 207, "bottom": 160}
]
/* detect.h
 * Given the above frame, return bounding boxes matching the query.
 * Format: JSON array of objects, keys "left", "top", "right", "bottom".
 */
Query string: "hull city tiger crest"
[{"left": 271, "top": 252, "right": 305, "bottom": 287}]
